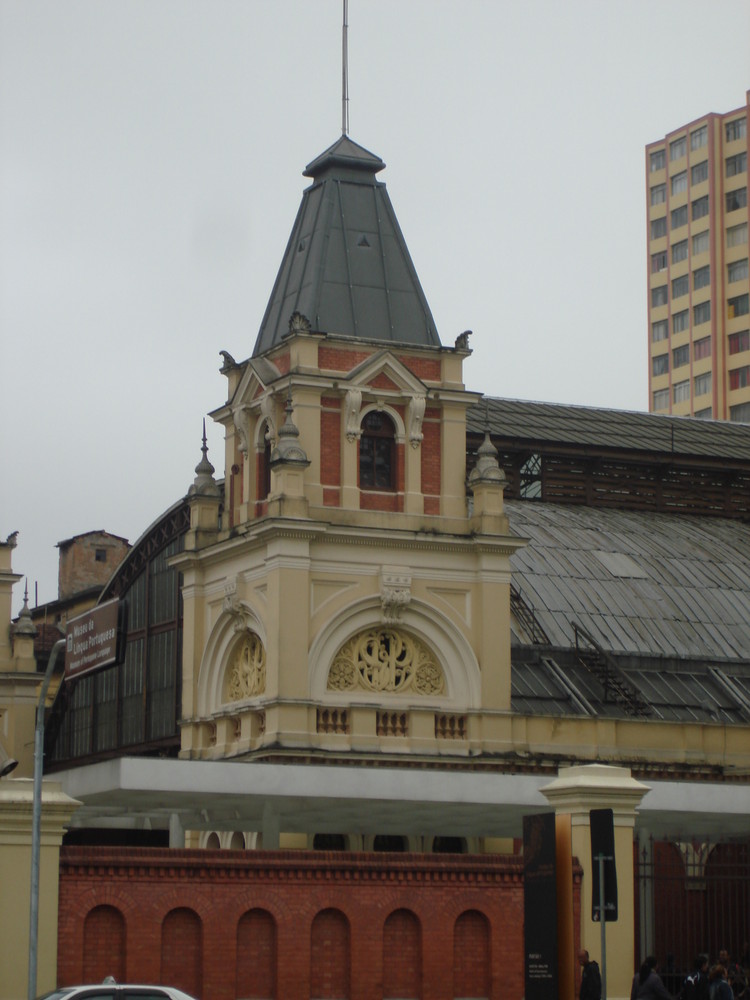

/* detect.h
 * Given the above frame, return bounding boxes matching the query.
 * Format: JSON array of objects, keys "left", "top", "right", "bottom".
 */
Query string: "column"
[{"left": 540, "top": 763, "right": 649, "bottom": 1000}]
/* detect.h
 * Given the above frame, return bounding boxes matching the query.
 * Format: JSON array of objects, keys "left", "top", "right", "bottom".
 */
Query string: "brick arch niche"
[
  {"left": 383, "top": 909, "right": 422, "bottom": 999},
  {"left": 83, "top": 905, "right": 125, "bottom": 983},
  {"left": 237, "top": 908, "right": 277, "bottom": 1000},
  {"left": 311, "top": 908, "right": 350, "bottom": 999},
  {"left": 453, "top": 909, "right": 491, "bottom": 1000},
  {"left": 161, "top": 907, "right": 203, "bottom": 998}
]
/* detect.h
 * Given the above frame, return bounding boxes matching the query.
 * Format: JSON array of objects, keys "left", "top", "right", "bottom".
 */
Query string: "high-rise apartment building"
[{"left": 647, "top": 92, "right": 749, "bottom": 421}]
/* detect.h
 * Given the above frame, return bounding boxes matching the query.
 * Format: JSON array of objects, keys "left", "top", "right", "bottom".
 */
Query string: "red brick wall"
[
  {"left": 396, "top": 355, "right": 442, "bottom": 381},
  {"left": 320, "top": 400, "right": 341, "bottom": 488},
  {"left": 319, "top": 346, "right": 373, "bottom": 373},
  {"left": 57, "top": 847, "right": 578, "bottom": 1000}
]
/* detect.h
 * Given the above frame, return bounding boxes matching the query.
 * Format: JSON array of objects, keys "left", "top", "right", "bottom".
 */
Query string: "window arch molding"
[
  {"left": 358, "top": 402, "right": 406, "bottom": 444},
  {"left": 196, "top": 600, "right": 268, "bottom": 718},
  {"left": 308, "top": 596, "right": 481, "bottom": 710}
]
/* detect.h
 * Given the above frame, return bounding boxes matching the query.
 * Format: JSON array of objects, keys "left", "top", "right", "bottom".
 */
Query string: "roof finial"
[
  {"left": 188, "top": 419, "right": 220, "bottom": 497},
  {"left": 342, "top": 0, "right": 349, "bottom": 136}
]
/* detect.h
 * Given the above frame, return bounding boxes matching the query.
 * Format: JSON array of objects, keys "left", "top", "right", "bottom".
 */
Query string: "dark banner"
[
  {"left": 590, "top": 807, "right": 618, "bottom": 922},
  {"left": 524, "top": 812, "right": 558, "bottom": 1000}
]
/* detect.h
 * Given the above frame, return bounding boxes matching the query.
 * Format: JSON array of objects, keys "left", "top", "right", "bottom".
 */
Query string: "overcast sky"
[{"left": 2, "top": 0, "right": 749, "bottom": 609}]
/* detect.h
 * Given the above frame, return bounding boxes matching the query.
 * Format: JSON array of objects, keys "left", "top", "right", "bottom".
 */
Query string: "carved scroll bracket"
[
  {"left": 408, "top": 395, "right": 426, "bottom": 449},
  {"left": 345, "top": 388, "right": 362, "bottom": 442}
]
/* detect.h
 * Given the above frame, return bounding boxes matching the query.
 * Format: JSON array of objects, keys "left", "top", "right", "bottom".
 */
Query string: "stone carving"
[
  {"left": 232, "top": 405, "right": 251, "bottom": 457},
  {"left": 327, "top": 628, "right": 445, "bottom": 696},
  {"left": 345, "top": 388, "right": 362, "bottom": 442},
  {"left": 259, "top": 394, "right": 277, "bottom": 447},
  {"left": 227, "top": 631, "right": 267, "bottom": 700},
  {"left": 408, "top": 395, "right": 426, "bottom": 449},
  {"left": 380, "top": 567, "right": 411, "bottom": 623},
  {"left": 288, "top": 311, "right": 312, "bottom": 334}
]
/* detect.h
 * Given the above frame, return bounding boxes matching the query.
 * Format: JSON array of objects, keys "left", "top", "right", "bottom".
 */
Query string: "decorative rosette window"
[
  {"left": 226, "top": 630, "right": 267, "bottom": 701},
  {"left": 327, "top": 628, "right": 445, "bottom": 696}
]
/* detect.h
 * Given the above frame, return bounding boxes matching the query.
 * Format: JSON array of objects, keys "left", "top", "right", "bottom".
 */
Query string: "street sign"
[
  {"left": 65, "top": 598, "right": 127, "bottom": 679},
  {"left": 590, "top": 807, "right": 618, "bottom": 922}
]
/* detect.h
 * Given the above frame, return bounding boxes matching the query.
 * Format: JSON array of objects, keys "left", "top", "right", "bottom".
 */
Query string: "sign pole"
[{"left": 598, "top": 851, "right": 607, "bottom": 1000}]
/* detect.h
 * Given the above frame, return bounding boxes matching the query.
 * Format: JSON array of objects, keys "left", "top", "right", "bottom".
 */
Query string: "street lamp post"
[{"left": 28, "top": 637, "right": 65, "bottom": 1000}]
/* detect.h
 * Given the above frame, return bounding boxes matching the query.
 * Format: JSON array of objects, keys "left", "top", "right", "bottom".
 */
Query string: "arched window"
[{"left": 359, "top": 411, "right": 395, "bottom": 490}]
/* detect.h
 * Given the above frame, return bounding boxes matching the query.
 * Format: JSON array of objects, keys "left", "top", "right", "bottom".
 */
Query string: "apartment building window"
[
  {"left": 729, "top": 366, "right": 750, "bottom": 391},
  {"left": 693, "top": 265, "right": 710, "bottom": 290},
  {"left": 728, "top": 259, "right": 749, "bottom": 283},
  {"left": 672, "top": 345, "right": 690, "bottom": 368},
  {"left": 726, "top": 152, "right": 747, "bottom": 177},
  {"left": 651, "top": 251, "right": 668, "bottom": 273},
  {"left": 691, "top": 161, "right": 708, "bottom": 185},
  {"left": 694, "top": 372, "right": 711, "bottom": 396},
  {"left": 729, "top": 330, "right": 750, "bottom": 354},
  {"left": 652, "top": 319, "right": 669, "bottom": 342},
  {"left": 694, "top": 336, "right": 711, "bottom": 360},
  {"left": 672, "top": 274, "right": 689, "bottom": 299},
  {"left": 726, "top": 119, "right": 747, "bottom": 142},
  {"left": 653, "top": 388, "right": 670, "bottom": 410},
  {"left": 694, "top": 407, "right": 712, "bottom": 419},
  {"left": 728, "top": 294, "right": 749, "bottom": 319},
  {"left": 673, "top": 380, "right": 690, "bottom": 403},
  {"left": 727, "top": 223, "right": 748, "bottom": 248},
  {"left": 652, "top": 285, "right": 668, "bottom": 307},
  {"left": 691, "top": 125, "right": 708, "bottom": 150},
  {"left": 671, "top": 171, "right": 688, "bottom": 196},
  {"left": 692, "top": 195, "right": 709, "bottom": 221},
  {"left": 651, "top": 217, "right": 667, "bottom": 240},
  {"left": 652, "top": 354, "right": 669, "bottom": 376},
  {"left": 650, "top": 184, "right": 666, "bottom": 206},
  {"left": 730, "top": 402, "right": 750, "bottom": 422},
  {"left": 670, "top": 137, "right": 687, "bottom": 161},
  {"left": 672, "top": 239, "right": 688, "bottom": 263},
  {"left": 692, "top": 231, "right": 710, "bottom": 255},
  {"left": 650, "top": 149, "right": 666, "bottom": 172},
  {"left": 673, "top": 309, "right": 689, "bottom": 333},
  {"left": 671, "top": 205, "right": 688, "bottom": 229},
  {"left": 694, "top": 301, "right": 711, "bottom": 325},
  {"left": 726, "top": 188, "right": 747, "bottom": 212}
]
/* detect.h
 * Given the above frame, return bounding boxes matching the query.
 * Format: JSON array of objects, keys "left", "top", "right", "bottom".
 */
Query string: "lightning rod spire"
[{"left": 342, "top": 0, "right": 349, "bottom": 135}]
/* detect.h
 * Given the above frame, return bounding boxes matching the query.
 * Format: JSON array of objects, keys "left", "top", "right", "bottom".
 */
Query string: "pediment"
[
  {"left": 344, "top": 350, "right": 427, "bottom": 396},
  {"left": 232, "top": 357, "right": 283, "bottom": 409}
]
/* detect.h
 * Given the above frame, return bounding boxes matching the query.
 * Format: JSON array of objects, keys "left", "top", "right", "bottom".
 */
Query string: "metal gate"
[{"left": 635, "top": 836, "right": 750, "bottom": 993}]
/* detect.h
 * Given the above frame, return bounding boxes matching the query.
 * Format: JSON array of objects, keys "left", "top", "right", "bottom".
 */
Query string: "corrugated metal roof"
[
  {"left": 508, "top": 500, "right": 750, "bottom": 660},
  {"left": 468, "top": 397, "right": 750, "bottom": 461},
  {"left": 253, "top": 136, "right": 440, "bottom": 355}
]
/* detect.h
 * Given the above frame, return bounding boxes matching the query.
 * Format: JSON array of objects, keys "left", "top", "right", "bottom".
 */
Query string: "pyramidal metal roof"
[{"left": 252, "top": 136, "right": 441, "bottom": 355}]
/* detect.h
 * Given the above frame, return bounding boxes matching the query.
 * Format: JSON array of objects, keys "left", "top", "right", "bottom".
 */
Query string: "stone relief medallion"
[
  {"left": 327, "top": 628, "right": 445, "bottom": 696},
  {"left": 227, "top": 631, "right": 266, "bottom": 700}
]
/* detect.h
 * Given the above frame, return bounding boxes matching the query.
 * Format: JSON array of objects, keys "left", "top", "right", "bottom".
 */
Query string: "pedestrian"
[
  {"left": 710, "top": 964, "right": 733, "bottom": 1000},
  {"left": 631, "top": 956, "right": 672, "bottom": 1000},
  {"left": 579, "top": 949, "right": 602, "bottom": 1000},
  {"left": 680, "top": 955, "right": 709, "bottom": 1000}
]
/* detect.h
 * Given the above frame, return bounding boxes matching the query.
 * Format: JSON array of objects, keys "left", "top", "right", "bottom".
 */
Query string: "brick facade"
[
  {"left": 57, "top": 532, "right": 130, "bottom": 600},
  {"left": 57, "top": 847, "right": 581, "bottom": 999}
]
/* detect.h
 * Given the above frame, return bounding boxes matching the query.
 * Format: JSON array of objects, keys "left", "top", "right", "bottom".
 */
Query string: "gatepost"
[
  {"left": 541, "top": 764, "right": 649, "bottom": 1000},
  {"left": 0, "top": 778, "right": 80, "bottom": 1000}
]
